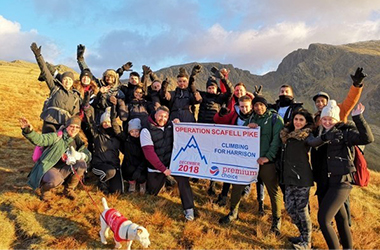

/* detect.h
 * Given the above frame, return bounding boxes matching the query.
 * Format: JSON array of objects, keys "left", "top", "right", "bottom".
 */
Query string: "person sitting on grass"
[{"left": 20, "top": 116, "right": 91, "bottom": 201}]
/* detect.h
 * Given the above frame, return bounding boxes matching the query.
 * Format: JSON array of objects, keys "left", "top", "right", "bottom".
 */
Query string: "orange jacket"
[{"left": 315, "top": 85, "right": 363, "bottom": 125}]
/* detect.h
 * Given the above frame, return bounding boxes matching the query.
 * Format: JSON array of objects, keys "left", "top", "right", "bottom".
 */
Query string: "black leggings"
[{"left": 317, "top": 182, "right": 352, "bottom": 249}]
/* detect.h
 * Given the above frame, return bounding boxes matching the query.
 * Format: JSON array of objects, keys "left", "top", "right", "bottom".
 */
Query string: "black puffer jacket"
[
  {"left": 312, "top": 114, "right": 374, "bottom": 187},
  {"left": 167, "top": 88, "right": 198, "bottom": 122},
  {"left": 121, "top": 134, "right": 148, "bottom": 182},
  {"left": 279, "top": 128, "right": 320, "bottom": 187}
]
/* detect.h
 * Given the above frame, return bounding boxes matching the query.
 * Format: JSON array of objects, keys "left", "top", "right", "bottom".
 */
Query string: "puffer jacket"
[
  {"left": 35, "top": 54, "right": 81, "bottom": 125},
  {"left": 22, "top": 129, "right": 91, "bottom": 190}
]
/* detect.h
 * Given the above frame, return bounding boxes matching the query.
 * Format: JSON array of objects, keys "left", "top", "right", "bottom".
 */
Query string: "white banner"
[{"left": 170, "top": 123, "right": 260, "bottom": 185}]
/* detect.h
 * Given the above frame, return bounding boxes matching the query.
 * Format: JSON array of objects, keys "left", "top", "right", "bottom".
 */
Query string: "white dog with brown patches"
[{"left": 99, "top": 197, "right": 151, "bottom": 249}]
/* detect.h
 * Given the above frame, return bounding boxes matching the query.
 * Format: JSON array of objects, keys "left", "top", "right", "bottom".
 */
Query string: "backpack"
[
  {"left": 352, "top": 145, "right": 370, "bottom": 187},
  {"left": 32, "top": 130, "right": 63, "bottom": 162},
  {"left": 42, "top": 86, "right": 60, "bottom": 113}
]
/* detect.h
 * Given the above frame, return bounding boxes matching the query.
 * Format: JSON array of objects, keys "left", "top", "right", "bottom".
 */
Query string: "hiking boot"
[
  {"left": 63, "top": 188, "right": 77, "bottom": 200},
  {"left": 270, "top": 216, "right": 281, "bottom": 236},
  {"left": 215, "top": 194, "right": 227, "bottom": 207},
  {"left": 97, "top": 181, "right": 109, "bottom": 195},
  {"left": 184, "top": 208, "right": 194, "bottom": 221},
  {"left": 242, "top": 184, "right": 251, "bottom": 199},
  {"left": 139, "top": 182, "right": 146, "bottom": 195},
  {"left": 128, "top": 181, "right": 136, "bottom": 192},
  {"left": 219, "top": 209, "right": 239, "bottom": 225},
  {"left": 258, "top": 200, "right": 265, "bottom": 216},
  {"left": 292, "top": 241, "right": 311, "bottom": 250},
  {"left": 288, "top": 236, "right": 303, "bottom": 244}
]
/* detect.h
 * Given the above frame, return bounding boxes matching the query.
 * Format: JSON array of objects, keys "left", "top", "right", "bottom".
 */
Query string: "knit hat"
[
  {"left": 206, "top": 77, "right": 218, "bottom": 88},
  {"left": 80, "top": 69, "right": 93, "bottom": 81},
  {"left": 252, "top": 95, "right": 268, "bottom": 107},
  {"left": 61, "top": 71, "right": 75, "bottom": 82},
  {"left": 320, "top": 100, "right": 340, "bottom": 121},
  {"left": 100, "top": 107, "right": 111, "bottom": 124},
  {"left": 66, "top": 116, "right": 82, "bottom": 127},
  {"left": 128, "top": 118, "right": 142, "bottom": 132},
  {"left": 313, "top": 91, "right": 330, "bottom": 102}
]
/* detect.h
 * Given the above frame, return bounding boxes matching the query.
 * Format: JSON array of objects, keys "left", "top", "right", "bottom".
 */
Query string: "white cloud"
[{"left": 0, "top": 15, "right": 21, "bottom": 34}]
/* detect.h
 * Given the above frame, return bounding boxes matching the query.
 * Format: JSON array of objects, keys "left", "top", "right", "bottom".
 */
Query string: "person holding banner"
[{"left": 140, "top": 106, "right": 195, "bottom": 221}]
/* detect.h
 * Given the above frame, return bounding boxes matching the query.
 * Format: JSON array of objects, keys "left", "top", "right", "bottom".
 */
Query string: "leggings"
[{"left": 318, "top": 182, "right": 352, "bottom": 249}]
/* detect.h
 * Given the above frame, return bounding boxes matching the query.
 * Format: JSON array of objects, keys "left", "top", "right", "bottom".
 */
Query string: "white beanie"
[
  {"left": 128, "top": 118, "right": 142, "bottom": 132},
  {"left": 320, "top": 100, "right": 340, "bottom": 121},
  {"left": 100, "top": 107, "right": 111, "bottom": 124}
]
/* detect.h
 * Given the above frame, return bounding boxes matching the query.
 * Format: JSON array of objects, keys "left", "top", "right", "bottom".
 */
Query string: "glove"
[
  {"left": 350, "top": 67, "right": 366, "bottom": 87},
  {"left": 191, "top": 64, "right": 202, "bottom": 76},
  {"left": 219, "top": 104, "right": 229, "bottom": 116},
  {"left": 321, "top": 130, "right": 344, "bottom": 143},
  {"left": 211, "top": 66, "right": 224, "bottom": 79},
  {"left": 30, "top": 42, "right": 41, "bottom": 56},
  {"left": 69, "top": 146, "right": 87, "bottom": 161},
  {"left": 77, "top": 44, "right": 85, "bottom": 60},
  {"left": 179, "top": 67, "right": 188, "bottom": 77},
  {"left": 122, "top": 62, "right": 133, "bottom": 71},
  {"left": 253, "top": 85, "right": 263, "bottom": 97},
  {"left": 132, "top": 168, "right": 142, "bottom": 181},
  {"left": 142, "top": 65, "right": 152, "bottom": 75}
]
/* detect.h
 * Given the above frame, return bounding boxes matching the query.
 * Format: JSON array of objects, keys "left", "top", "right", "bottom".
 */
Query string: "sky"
[{"left": 2, "top": 0, "right": 380, "bottom": 77}]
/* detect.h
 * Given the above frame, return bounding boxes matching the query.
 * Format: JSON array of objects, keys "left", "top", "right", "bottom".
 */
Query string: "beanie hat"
[
  {"left": 320, "top": 100, "right": 340, "bottom": 121},
  {"left": 80, "top": 69, "right": 93, "bottom": 81},
  {"left": 313, "top": 91, "right": 330, "bottom": 102},
  {"left": 61, "top": 71, "right": 75, "bottom": 82},
  {"left": 66, "top": 116, "right": 82, "bottom": 127},
  {"left": 206, "top": 77, "right": 218, "bottom": 88},
  {"left": 100, "top": 107, "right": 111, "bottom": 124},
  {"left": 252, "top": 95, "right": 268, "bottom": 107},
  {"left": 128, "top": 118, "right": 142, "bottom": 132}
]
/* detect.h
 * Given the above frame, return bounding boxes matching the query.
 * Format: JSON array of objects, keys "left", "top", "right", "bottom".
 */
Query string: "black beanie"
[
  {"left": 61, "top": 71, "right": 75, "bottom": 82},
  {"left": 66, "top": 115, "right": 82, "bottom": 127},
  {"left": 252, "top": 95, "right": 268, "bottom": 107},
  {"left": 206, "top": 77, "right": 218, "bottom": 88},
  {"left": 80, "top": 69, "right": 93, "bottom": 80}
]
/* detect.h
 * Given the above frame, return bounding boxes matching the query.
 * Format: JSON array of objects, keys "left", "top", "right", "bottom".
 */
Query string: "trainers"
[
  {"left": 215, "top": 194, "right": 227, "bottom": 207},
  {"left": 184, "top": 208, "right": 194, "bottom": 221},
  {"left": 288, "top": 236, "right": 303, "bottom": 244},
  {"left": 98, "top": 181, "right": 109, "bottom": 195},
  {"left": 128, "top": 181, "right": 136, "bottom": 192},
  {"left": 139, "top": 182, "right": 146, "bottom": 195},
  {"left": 292, "top": 241, "right": 311, "bottom": 250},
  {"left": 63, "top": 188, "right": 77, "bottom": 200},
  {"left": 270, "top": 216, "right": 281, "bottom": 236},
  {"left": 219, "top": 210, "right": 239, "bottom": 225}
]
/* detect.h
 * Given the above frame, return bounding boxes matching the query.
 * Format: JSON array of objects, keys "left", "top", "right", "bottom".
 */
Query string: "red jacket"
[
  {"left": 104, "top": 208, "right": 129, "bottom": 242},
  {"left": 213, "top": 106, "right": 238, "bottom": 125}
]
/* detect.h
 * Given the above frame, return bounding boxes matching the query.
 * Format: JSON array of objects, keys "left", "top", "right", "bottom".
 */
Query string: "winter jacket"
[
  {"left": 279, "top": 127, "right": 323, "bottom": 187},
  {"left": 166, "top": 88, "right": 200, "bottom": 122},
  {"left": 270, "top": 98, "right": 303, "bottom": 125},
  {"left": 312, "top": 114, "right": 374, "bottom": 189},
  {"left": 35, "top": 54, "right": 81, "bottom": 125},
  {"left": 22, "top": 129, "right": 91, "bottom": 190},
  {"left": 245, "top": 109, "right": 284, "bottom": 162},
  {"left": 120, "top": 83, "right": 141, "bottom": 104},
  {"left": 314, "top": 85, "right": 363, "bottom": 125},
  {"left": 119, "top": 98, "right": 153, "bottom": 129},
  {"left": 84, "top": 105, "right": 122, "bottom": 167},
  {"left": 198, "top": 78, "right": 234, "bottom": 123},
  {"left": 121, "top": 134, "right": 148, "bottom": 182}
]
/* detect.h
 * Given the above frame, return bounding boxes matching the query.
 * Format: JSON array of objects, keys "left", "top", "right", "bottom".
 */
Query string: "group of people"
[{"left": 19, "top": 42, "right": 374, "bottom": 249}]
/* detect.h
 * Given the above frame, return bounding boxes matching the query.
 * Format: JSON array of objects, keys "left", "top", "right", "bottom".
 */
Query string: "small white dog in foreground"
[{"left": 99, "top": 197, "right": 151, "bottom": 249}]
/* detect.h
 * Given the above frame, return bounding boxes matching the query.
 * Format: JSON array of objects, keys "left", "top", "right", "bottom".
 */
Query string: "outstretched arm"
[{"left": 30, "top": 42, "right": 56, "bottom": 91}]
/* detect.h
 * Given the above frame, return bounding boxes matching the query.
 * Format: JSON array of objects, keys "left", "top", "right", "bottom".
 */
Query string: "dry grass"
[{"left": 1, "top": 60, "right": 380, "bottom": 249}]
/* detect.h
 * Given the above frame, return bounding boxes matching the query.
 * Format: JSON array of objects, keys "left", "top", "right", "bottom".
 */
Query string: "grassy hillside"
[{"left": 1, "top": 60, "right": 380, "bottom": 249}]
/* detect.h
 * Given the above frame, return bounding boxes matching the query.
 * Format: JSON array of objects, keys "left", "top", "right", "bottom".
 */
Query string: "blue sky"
[{"left": 2, "top": 0, "right": 380, "bottom": 78}]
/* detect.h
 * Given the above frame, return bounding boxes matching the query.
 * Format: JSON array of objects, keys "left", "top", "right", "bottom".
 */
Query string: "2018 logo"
[{"left": 209, "top": 166, "right": 219, "bottom": 176}]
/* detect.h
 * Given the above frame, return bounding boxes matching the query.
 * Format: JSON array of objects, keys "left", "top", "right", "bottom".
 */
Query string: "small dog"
[{"left": 99, "top": 197, "right": 151, "bottom": 249}]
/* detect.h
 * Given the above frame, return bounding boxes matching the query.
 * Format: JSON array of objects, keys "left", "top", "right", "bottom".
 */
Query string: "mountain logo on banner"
[{"left": 173, "top": 135, "right": 208, "bottom": 164}]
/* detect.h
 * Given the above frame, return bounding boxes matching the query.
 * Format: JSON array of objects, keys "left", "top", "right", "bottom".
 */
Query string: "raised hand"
[
  {"left": 122, "top": 62, "right": 133, "bottom": 71},
  {"left": 350, "top": 67, "right": 367, "bottom": 87},
  {"left": 191, "top": 64, "right": 202, "bottom": 76},
  {"left": 253, "top": 85, "right": 263, "bottom": 96},
  {"left": 19, "top": 117, "right": 32, "bottom": 130},
  {"left": 142, "top": 65, "right": 152, "bottom": 75},
  {"left": 211, "top": 66, "right": 224, "bottom": 79},
  {"left": 352, "top": 103, "right": 365, "bottom": 116},
  {"left": 77, "top": 44, "right": 85, "bottom": 60},
  {"left": 30, "top": 42, "right": 41, "bottom": 56}
]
